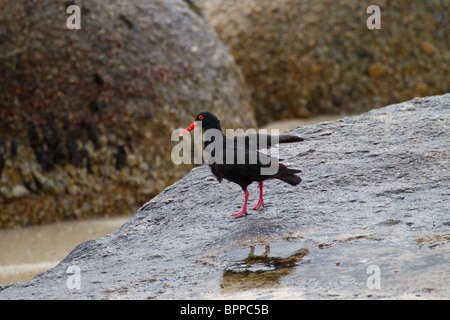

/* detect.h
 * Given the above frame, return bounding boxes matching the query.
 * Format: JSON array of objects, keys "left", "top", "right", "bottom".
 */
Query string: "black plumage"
[{"left": 181, "top": 111, "right": 303, "bottom": 218}]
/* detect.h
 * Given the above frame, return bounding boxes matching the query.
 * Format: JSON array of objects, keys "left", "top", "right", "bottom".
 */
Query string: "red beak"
[{"left": 179, "top": 122, "right": 197, "bottom": 136}]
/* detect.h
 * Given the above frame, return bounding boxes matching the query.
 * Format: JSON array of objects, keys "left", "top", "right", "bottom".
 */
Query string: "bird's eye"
[{"left": 198, "top": 115, "right": 204, "bottom": 120}]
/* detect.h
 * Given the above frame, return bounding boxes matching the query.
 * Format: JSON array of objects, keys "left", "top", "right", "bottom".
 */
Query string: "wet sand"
[{"left": 0, "top": 116, "right": 343, "bottom": 286}]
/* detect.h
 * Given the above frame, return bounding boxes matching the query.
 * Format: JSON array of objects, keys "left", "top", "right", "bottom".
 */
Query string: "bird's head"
[{"left": 179, "top": 111, "right": 222, "bottom": 136}]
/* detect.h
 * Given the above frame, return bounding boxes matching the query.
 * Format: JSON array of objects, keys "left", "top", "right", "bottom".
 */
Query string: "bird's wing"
[{"left": 234, "top": 133, "right": 304, "bottom": 150}]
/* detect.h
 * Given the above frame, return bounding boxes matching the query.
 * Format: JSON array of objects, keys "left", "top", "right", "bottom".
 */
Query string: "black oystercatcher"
[{"left": 180, "top": 112, "right": 303, "bottom": 218}]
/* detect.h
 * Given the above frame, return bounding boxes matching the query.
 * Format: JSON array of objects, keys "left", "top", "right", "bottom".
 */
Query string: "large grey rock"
[{"left": 1, "top": 94, "right": 449, "bottom": 299}]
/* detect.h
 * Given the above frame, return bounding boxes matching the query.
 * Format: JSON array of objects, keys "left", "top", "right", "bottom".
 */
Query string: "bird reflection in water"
[{"left": 221, "top": 244, "right": 309, "bottom": 293}]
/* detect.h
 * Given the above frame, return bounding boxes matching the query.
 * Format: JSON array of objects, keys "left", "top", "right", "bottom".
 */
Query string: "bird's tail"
[
  {"left": 275, "top": 164, "right": 302, "bottom": 186},
  {"left": 278, "top": 135, "right": 304, "bottom": 144}
]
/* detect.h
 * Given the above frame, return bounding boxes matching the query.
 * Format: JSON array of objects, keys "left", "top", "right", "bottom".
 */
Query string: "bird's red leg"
[
  {"left": 250, "top": 181, "right": 264, "bottom": 210},
  {"left": 232, "top": 189, "right": 249, "bottom": 218}
]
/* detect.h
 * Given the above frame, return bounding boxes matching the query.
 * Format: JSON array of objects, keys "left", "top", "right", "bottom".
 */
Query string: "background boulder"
[
  {"left": 197, "top": 0, "right": 450, "bottom": 124},
  {"left": 0, "top": 0, "right": 255, "bottom": 227}
]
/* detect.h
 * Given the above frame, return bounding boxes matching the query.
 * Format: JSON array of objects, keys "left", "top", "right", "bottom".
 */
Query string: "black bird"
[{"left": 180, "top": 112, "right": 303, "bottom": 218}]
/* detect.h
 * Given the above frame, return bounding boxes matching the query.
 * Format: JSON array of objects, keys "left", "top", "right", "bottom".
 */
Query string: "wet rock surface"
[
  {"left": 0, "top": 0, "right": 255, "bottom": 227},
  {"left": 196, "top": 0, "right": 450, "bottom": 125},
  {"left": 1, "top": 94, "right": 449, "bottom": 299}
]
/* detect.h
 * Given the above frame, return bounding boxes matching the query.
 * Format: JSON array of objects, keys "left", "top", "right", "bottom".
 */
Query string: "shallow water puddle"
[
  {"left": 217, "top": 238, "right": 450, "bottom": 298},
  {"left": 221, "top": 241, "right": 309, "bottom": 293}
]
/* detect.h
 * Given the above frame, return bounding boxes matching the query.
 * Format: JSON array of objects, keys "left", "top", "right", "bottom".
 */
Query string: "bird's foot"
[
  {"left": 250, "top": 200, "right": 264, "bottom": 210},
  {"left": 231, "top": 209, "right": 248, "bottom": 218}
]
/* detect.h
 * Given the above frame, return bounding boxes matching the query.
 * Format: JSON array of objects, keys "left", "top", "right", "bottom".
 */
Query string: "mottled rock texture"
[
  {"left": 0, "top": 94, "right": 448, "bottom": 299},
  {"left": 0, "top": 0, "right": 255, "bottom": 227},
  {"left": 197, "top": 0, "right": 450, "bottom": 124}
]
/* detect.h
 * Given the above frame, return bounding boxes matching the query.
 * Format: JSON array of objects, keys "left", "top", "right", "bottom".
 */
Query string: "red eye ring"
[{"left": 198, "top": 115, "right": 204, "bottom": 120}]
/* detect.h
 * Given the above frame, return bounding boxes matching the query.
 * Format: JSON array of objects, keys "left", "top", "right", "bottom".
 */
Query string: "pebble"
[{"left": 12, "top": 185, "right": 28, "bottom": 198}]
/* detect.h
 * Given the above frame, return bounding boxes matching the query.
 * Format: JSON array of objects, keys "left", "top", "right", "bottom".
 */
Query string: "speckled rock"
[
  {"left": 196, "top": 0, "right": 450, "bottom": 124},
  {"left": 0, "top": 94, "right": 448, "bottom": 299},
  {"left": 0, "top": 0, "right": 255, "bottom": 227}
]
